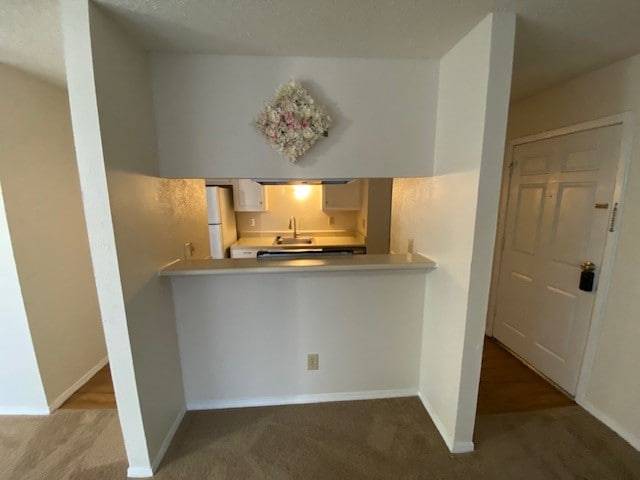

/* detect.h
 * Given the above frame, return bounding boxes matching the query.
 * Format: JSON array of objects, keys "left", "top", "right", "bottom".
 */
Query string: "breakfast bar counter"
[{"left": 159, "top": 253, "right": 436, "bottom": 276}]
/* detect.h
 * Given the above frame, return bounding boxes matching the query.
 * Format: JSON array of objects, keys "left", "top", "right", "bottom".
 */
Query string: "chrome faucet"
[{"left": 288, "top": 216, "right": 299, "bottom": 238}]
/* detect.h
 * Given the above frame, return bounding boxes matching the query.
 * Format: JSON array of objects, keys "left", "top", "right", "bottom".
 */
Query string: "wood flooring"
[
  {"left": 477, "top": 336, "right": 574, "bottom": 415},
  {"left": 59, "top": 364, "right": 116, "bottom": 410},
  {"left": 57, "top": 337, "right": 573, "bottom": 414}
]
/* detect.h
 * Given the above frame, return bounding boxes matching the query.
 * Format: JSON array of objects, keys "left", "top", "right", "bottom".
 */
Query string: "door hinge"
[{"left": 608, "top": 202, "right": 619, "bottom": 232}]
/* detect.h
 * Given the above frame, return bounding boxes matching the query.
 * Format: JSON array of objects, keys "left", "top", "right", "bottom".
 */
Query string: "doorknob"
[{"left": 579, "top": 262, "right": 596, "bottom": 292}]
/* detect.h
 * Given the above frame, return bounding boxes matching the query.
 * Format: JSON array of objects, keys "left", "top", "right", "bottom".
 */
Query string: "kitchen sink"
[{"left": 273, "top": 236, "right": 315, "bottom": 245}]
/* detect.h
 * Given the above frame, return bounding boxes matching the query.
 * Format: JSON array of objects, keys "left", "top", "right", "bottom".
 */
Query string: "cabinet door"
[
  {"left": 233, "top": 179, "right": 267, "bottom": 212},
  {"left": 322, "top": 181, "right": 361, "bottom": 210}
]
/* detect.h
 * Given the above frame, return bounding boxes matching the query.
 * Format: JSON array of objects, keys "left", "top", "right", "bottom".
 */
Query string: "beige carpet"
[
  {"left": 1, "top": 398, "right": 639, "bottom": 479},
  {"left": 0, "top": 409, "right": 126, "bottom": 479}
]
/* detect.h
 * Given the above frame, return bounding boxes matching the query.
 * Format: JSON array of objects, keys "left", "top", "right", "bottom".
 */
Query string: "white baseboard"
[
  {"left": 451, "top": 440, "right": 474, "bottom": 454},
  {"left": 126, "top": 466, "right": 154, "bottom": 478},
  {"left": 418, "top": 392, "right": 474, "bottom": 454},
  {"left": 48, "top": 355, "right": 109, "bottom": 412},
  {"left": 126, "top": 406, "right": 186, "bottom": 478},
  {"left": 187, "top": 388, "right": 417, "bottom": 411},
  {"left": 577, "top": 397, "right": 640, "bottom": 452},
  {"left": 0, "top": 406, "right": 50, "bottom": 416},
  {"left": 151, "top": 406, "right": 186, "bottom": 473}
]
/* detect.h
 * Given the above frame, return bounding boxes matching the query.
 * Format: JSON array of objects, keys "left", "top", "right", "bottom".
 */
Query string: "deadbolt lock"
[
  {"left": 579, "top": 262, "right": 596, "bottom": 292},
  {"left": 580, "top": 261, "right": 596, "bottom": 272}
]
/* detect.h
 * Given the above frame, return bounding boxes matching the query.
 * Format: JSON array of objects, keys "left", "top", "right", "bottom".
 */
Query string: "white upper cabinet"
[
  {"left": 233, "top": 179, "right": 268, "bottom": 212},
  {"left": 322, "top": 181, "right": 361, "bottom": 211}
]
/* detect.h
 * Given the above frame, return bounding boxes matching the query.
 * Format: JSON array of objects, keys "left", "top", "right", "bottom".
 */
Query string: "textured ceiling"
[{"left": 2, "top": 0, "right": 640, "bottom": 99}]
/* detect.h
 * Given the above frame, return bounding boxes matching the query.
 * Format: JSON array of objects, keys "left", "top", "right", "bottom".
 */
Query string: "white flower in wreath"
[{"left": 268, "top": 110, "right": 279, "bottom": 123}]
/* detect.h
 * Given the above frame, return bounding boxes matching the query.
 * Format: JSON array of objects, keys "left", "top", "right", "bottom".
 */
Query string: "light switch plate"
[{"left": 184, "top": 242, "right": 194, "bottom": 260}]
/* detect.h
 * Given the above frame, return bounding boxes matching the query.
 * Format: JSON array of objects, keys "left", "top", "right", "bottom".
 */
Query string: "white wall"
[
  {"left": 390, "top": 12, "right": 515, "bottom": 452},
  {"left": 0, "top": 64, "right": 106, "bottom": 410},
  {"left": 151, "top": 54, "right": 439, "bottom": 179},
  {"left": 0, "top": 181, "right": 49, "bottom": 414},
  {"left": 171, "top": 271, "right": 426, "bottom": 408},
  {"left": 62, "top": 1, "right": 210, "bottom": 476},
  {"left": 506, "top": 54, "right": 640, "bottom": 451},
  {"left": 236, "top": 185, "right": 358, "bottom": 234}
]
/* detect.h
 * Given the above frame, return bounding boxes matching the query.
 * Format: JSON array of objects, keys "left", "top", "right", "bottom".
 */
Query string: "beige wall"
[
  {"left": 236, "top": 185, "right": 357, "bottom": 235},
  {"left": 361, "top": 179, "right": 392, "bottom": 254},
  {"left": 357, "top": 180, "right": 369, "bottom": 238},
  {"left": 507, "top": 54, "right": 640, "bottom": 450},
  {"left": 0, "top": 64, "right": 106, "bottom": 408}
]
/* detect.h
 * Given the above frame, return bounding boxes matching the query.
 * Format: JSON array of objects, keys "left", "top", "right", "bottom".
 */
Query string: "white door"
[{"left": 493, "top": 124, "right": 622, "bottom": 395}]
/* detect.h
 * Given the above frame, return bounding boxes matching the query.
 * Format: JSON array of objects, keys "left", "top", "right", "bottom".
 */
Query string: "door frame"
[{"left": 485, "top": 112, "right": 634, "bottom": 400}]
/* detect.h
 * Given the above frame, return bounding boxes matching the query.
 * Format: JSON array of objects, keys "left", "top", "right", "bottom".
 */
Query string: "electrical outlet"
[
  {"left": 361, "top": 218, "right": 366, "bottom": 229},
  {"left": 184, "top": 242, "right": 194, "bottom": 260},
  {"left": 307, "top": 353, "right": 319, "bottom": 371},
  {"left": 328, "top": 216, "right": 335, "bottom": 226},
  {"left": 407, "top": 238, "right": 414, "bottom": 254},
  {"left": 249, "top": 218, "right": 256, "bottom": 227}
]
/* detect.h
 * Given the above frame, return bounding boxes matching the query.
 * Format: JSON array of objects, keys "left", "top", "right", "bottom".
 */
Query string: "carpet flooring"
[{"left": 2, "top": 398, "right": 639, "bottom": 479}]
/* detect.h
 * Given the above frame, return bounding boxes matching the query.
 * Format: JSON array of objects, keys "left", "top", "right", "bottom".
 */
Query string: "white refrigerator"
[{"left": 206, "top": 186, "right": 238, "bottom": 259}]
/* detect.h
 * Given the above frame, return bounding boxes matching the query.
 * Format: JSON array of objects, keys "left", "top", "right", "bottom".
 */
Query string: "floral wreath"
[{"left": 255, "top": 80, "right": 332, "bottom": 163}]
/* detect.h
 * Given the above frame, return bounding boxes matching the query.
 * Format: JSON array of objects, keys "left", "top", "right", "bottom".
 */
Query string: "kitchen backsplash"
[{"left": 236, "top": 185, "right": 358, "bottom": 234}]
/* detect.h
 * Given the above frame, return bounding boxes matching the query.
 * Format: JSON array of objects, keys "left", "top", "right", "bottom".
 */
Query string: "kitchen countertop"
[
  {"left": 159, "top": 254, "right": 436, "bottom": 276},
  {"left": 231, "top": 235, "right": 365, "bottom": 249}
]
